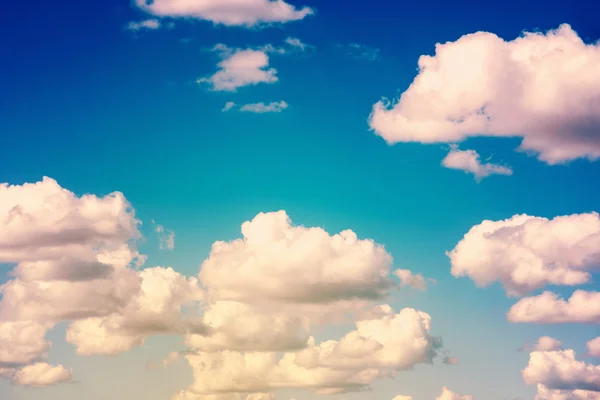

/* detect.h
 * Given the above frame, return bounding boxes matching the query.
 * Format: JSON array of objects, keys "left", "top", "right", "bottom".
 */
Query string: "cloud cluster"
[
  {"left": 126, "top": 19, "right": 161, "bottom": 31},
  {"left": 436, "top": 387, "right": 473, "bottom": 400},
  {"left": 441, "top": 145, "right": 512, "bottom": 181},
  {"left": 508, "top": 290, "right": 600, "bottom": 324},
  {"left": 370, "top": 24, "right": 600, "bottom": 165},
  {"left": 448, "top": 212, "right": 600, "bottom": 297},
  {"left": 134, "top": 0, "right": 313, "bottom": 27}
]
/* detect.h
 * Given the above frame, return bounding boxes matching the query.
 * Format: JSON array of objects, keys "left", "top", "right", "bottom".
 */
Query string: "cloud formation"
[
  {"left": 536, "top": 383, "right": 600, "bottom": 400},
  {"left": 369, "top": 24, "right": 600, "bottom": 165},
  {"left": 223, "top": 101, "right": 289, "bottom": 113},
  {"left": 448, "top": 212, "right": 600, "bottom": 296},
  {"left": 134, "top": 0, "right": 313, "bottom": 27},
  {"left": 436, "top": 387, "right": 473, "bottom": 400},
  {"left": 523, "top": 349, "right": 600, "bottom": 392},
  {"left": 153, "top": 220, "right": 175, "bottom": 250},
  {"left": 507, "top": 290, "right": 600, "bottom": 324},
  {"left": 441, "top": 145, "right": 512, "bottom": 181},
  {"left": 126, "top": 19, "right": 161, "bottom": 31},
  {"left": 198, "top": 48, "right": 278, "bottom": 91},
  {"left": 393, "top": 269, "right": 430, "bottom": 291}
]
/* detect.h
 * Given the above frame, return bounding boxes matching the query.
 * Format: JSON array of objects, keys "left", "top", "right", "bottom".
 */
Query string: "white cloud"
[
  {"left": 588, "top": 338, "right": 600, "bottom": 357},
  {"left": 10, "top": 363, "right": 72, "bottom": 387},
  {"left": 441, "top": 145, "right": 512, "bottom": 180},
  {"left": 285, "top": 37, "right": 307, "bottom": 51},
  {"left": 447, "top": 212, "right": 600, "bottom": 296},
  {"left": 507, "top": 290, "right": 600, "bottom": 324},
  {"left": 369, "top": 24, "right": 600, "bottom": 165},
  {"left": 533, "top": 337, "right": 564, "bottom": 352},
  {"left": 126, "top": 19, "right": 161, "bottom": 31},
  {"left": 392, "top": 396, "right": 413, "bottom": 400},
  {"left": 536, "top": 383, "right": 600, "bottom": 400},
  {"left": 222, "top": 101, "right": 236, "bottom": 112},
  {"left": 393, "top": 269, "right": 430, "bottom": 291},
  {"left": 0, "top": 321, "right": 52, "bottom": 366},
  {"left": 198, "top": 49, "right": 278, "bottom": 92},
  {"left": 436, "top": 387, "right": 473, "bottom": 400},
  {"left": 176, "top": 307, "right": 442, "bottom": 397},
  {"left": 134, "top": 0, "right": 313, "bottom": 27},
  {"left": 198, "top": 210, "right": 394, "bottom": 304},
  {"left": 153, "top": 220, "right": 175, "bottom": 250},
  {"left": 240, "top": 101, "right": 288, "bottom": 113},
  {"left": 523, "top": 349, "right": 600, "bottom": 392}
]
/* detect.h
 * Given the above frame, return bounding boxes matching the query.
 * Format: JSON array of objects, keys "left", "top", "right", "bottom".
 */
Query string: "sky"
[{"left": 1, "top": 0, "right": 600, "bottom": 399}]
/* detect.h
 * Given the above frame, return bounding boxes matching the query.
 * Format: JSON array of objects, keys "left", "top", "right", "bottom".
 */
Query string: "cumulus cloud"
[
  {"left": 176, "top": 307, "right": 442, "bottom": 397},
  {"left": 588, "top": 338, "right": 600, "bottom": 358},
  {"left": 393, "top": 269, "right": 431, "bottom": 291},
  {"left": 199, "top": 211, "right": 394, "bottom": 304},
  {"left": 447, "top": 212, "right": 600, "bottom": 297},
  {"left": 134, "top": 0, "right": 313, "bottom": 27},
  {"left": 126, "top": 19, "right": 161, "bottom": 31},
  {"left": 536, "top": 384, "right": 600, "bottom": 400},
  {"left": 369, "top": 24, "right": 600, "bottom": 165},
  {"left": 436, "top": 387, "right": 473, "bottom": 400},
  {"left": 198, "top": 48, "right": 278, "bottom": 92},
  {"left": 523, "top": 349, "right": 600, "bottom": 392},
  {"left": 9, "top": 363, "right": 72, "bottom": 387},
  {"left": 508, "top": 290, "right": 600, "bottom": 324},
  {"left": 441, "top": 145, "right": 512, "bottom": 180},
  {"left": 534, "top": 337, "right": 564, "bottom": 352},
  {"left": 0, "top": 321, "right": 53, "bottom": 367},
  {"left": 392, "top": 396, "right": 413, "bottom": 400}
]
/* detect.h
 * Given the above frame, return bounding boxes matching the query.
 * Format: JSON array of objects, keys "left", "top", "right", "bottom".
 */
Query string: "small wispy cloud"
[
  {"left": 125, "top": 19, "right": 161, "bottom": 31},
  {"left": 151, "top": 220, "right": 175, "bottom": 250},
  {"left": 441, "top": 145, "right": 513, "bottom": 182},
  {"left": 222, "top": 101, "right": 289, "bottom": 113},
  {"left": 339, "top": 42, "right": 381, "bottom": 61}
]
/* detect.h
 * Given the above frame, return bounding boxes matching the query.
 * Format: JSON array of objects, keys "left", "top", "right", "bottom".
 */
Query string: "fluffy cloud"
[
  {"left": 66, "top": 267, "right": 204, "bottom": 356},
  {"left": 441, "top": 145, "right": 512, "bottom": 180},
  {"left": 134, "top": 0, "right": 313, "bottom": 27},
  {"left": 588, "top": 338, "right": 600, "bottom": 357},
  {"left": 392, "top": 396, "right": 413, "bottom": 400},
  {"left": 523, "top": 349, "right": 600, "bottom": 392},
  {"left": 508, "top": 290, "right": 600, "bottom": 324},
  {"left": 176, "top": 307, "right": 441, "bottom": 397},
  {"left": 448, "top": 212, "right": 600, "bottom": 296},
  {"left": 9, "top": 363, "right": 72, "bottom": 387},
  {"left": 369, "top": 24, "right": 600, "bottom": 165},
  {"left": 0, "top": 321, "right": 52, "bottom": 366},
  {"left": 126, "top": 19, "right": 161, "bottom": 31},
  {"left": 393, "top": 269, "right": 430, "bottom": 291},
  {"left": 198, "top": 49, "right": 278, "bottom": 92},
  {"left": 436, "top": 387, "right": 473, "bottom": 400},
  {"left": 199, "top": 211, "right": 394, "bottom": 304},
  {"left": 536, "top": 384, "right": 600, "bottom": 399},
  {"left": 533, "top": 337, "right": 564, "bottom": 352}
]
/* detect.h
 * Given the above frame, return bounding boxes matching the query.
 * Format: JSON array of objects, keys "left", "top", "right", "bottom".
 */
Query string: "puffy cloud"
[
  {"left": 532, "top": 337, "right": 564, "bottom": 352},
  {"left": 588, "top": 338, "right": 600, "bottom": 357},
  {"left": 198, "top": 49, "right": 278, "bottom": 92},
  {"left": 177, "top": 307, "right": 441, "bottom": 397},
  {"left": 523, "top": 349, "right": 600, "bottom": 392},
  {"left": 536, "top": 383, "right": 600, "bottom": 399},
  {"left": 393, "top": 269, "right": 431, "bottom": 291},
  {"left": 447, "top": 212, "right": 600, "bottom": 296},
  {"left": 199, "top": 211, "right": 394, "bottom": 304},
  {"left": 126, "top": 19, "right": 161, "bottom": 31},
  {"left": 392, "top": 396, "right": 413, "bottom": 400},
  {"left": 436, "top": 387, "right": 473, "bottom": 400},
  {"left": 369, "top": 24, "right": 600, "bottom": 165},
  {"left": 240, "top": 101, "right": 289, "bottom": 113},
  {"left": 222, "top": 101, "right": 237, "bottom": 112},
  {"left": 134, "top": 0, "right": 313, "bottom": 27},
  {"left": 185, "top": 300, "right": 309, "bottom": 353},
  {"left": 66, "top": 267, "right": 204, "bottom": 356},
  {"left": 0, "top": 321, "right": 52, "bottom": 366},
  {"left": 441, "top": 145, "right": 512, "bottom": 180},
  {"left": 9, "top": 363, "right": 72, "bottom": 387},
  {"left": 507, "top": 290, "right": 600, "bottom": 324}
]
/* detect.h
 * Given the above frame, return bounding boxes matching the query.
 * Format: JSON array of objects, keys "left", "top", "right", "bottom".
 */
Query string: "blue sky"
[{"left": 1, "top": 0, "right": 600, "bottom": 399}]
